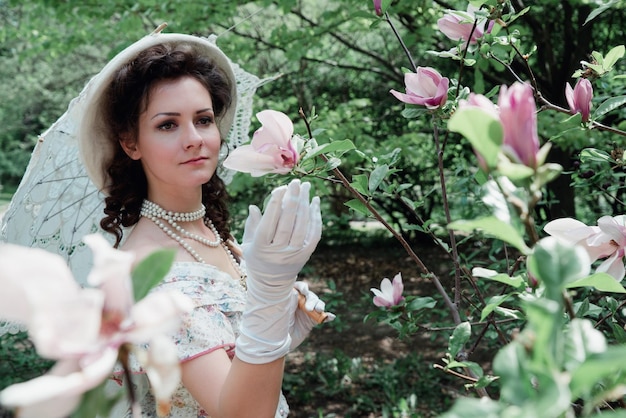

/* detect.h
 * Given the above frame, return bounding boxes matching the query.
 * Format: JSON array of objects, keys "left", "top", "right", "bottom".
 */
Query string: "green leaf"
[
  {"left": 579, "top": 148, "right": 612, "bottom": 163},
  {"left": 497, "top": 160, "right": 534, "bottom": 181},
  {"left": 406, "top": 296, "right": 436, "bottom": 312},
  {"left": 448, "top": 216, "right": 531, "bottom": 254},
  {"left": 527, "top": 237, "right": 590, "bottom": 295},
  {"left": 563, "top": 318, "right": 606, "bottom": 372},
  {"left": 132, "top": 249, "right": 176, "bottom": 301},
  {"left": 570, "top": 346, "right": 626, "bottom": 398},
  {"left": 603, "top": 45, "right": 625, "bottom": 69},
  {"left": 437, "top": 397, "right": 502, "bottom": 418},
  {"left": 480, "top": 294, "right": 514, "bottom": 321},
  {"left": 344, "top": 198, "right": 370, "bottom": 216},
  {"left": 448, "top": 108, "right": 503, "bottom": 169},
  {"left": 71, "top": 380, "right": 123, "bottom": 418},
  {"left": 584, "top": 1, "right": 620, "bottom": 25},
  {"left": 566, "top": 273, "right": 626, "bottom": 293},
  {"left": 593, "top": 95, "right": 626, "bottom": 119},
  {"left": 448, "top": 322, "right": 471, "bottom": 358},
  {"left": 307, "top": 139, "right": 356, "bottom": 159},
  {"left": 368, "top": 164, "right": 389, "bottom": 193},
  {"left": 474, "top": 268, "right": 525, "bottom": 289},
  {"left": 350, "top": 174, "right": 369, "bottom": 196}
]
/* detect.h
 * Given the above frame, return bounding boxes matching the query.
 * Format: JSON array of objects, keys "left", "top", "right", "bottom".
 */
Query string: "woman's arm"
[{"left": 181, "top": 350, "right": 284, "bottom": 418}]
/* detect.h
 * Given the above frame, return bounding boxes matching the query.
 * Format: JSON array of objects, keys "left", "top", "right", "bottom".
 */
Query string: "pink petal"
[
  {"left": 391, "top": 273, "right": 405, "bottom": 305},
  {"left": 544, "top": 218, "right": 596, "bottom": 242},
  {"left": 498, "top": 82, "right": 539, "bottom": 167},
  {"left": 596, "top": 252, "right": 626, "bottom": 281},
  {"left": 83, "top": 234, "right": 135, "bottom": 316},
  {"left": 0, "top": 244, "right": 80, "bottom": 324},
  {"left": 597, "top": 215, "right": 626, "bottom": 246},
  {"left": 223, "top": 145, "right": 285, "bottom": 176},
  {"left": 373, "top": 295, "right": 392, "bottom": 307},
  {"left": 29, "top": 289, "right": 104, "bottom": 359},
  {"left": 0, "top": 349, "right": 117, "bottom": 417},
  {"left": 390, "top": 89, "right": 430, "bottom": 105},
  {"left": 142, "top": 335, "right": 181, "bottom": 411},
  {"left": 124, "top": 290, "right": 193, "bottom": 344},
  {"left": 253, "top": 110, "right": 294, "bottom": 149},
  {"left": 565, "top": 82, "right": 576, "bottom": 113}
]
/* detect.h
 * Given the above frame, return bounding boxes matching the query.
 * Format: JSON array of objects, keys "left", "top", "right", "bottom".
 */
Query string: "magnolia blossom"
[
  {"left": 565, "top": 78, "right": 593, "bottom": 122},
  {"left": 438, "top": 5, "right": 494, "bottom": 48},
  {"left": 544, "top": 215, "right": 626, "bottom": 281},
  {"left": 390, "top": 67, "right": 449, "bottom": 109},
  {"left": 371, "top": 273, "right": 405, "bottom": 307},
  {"left": 373, "top": 0, "right": 383, "bottom": 16},
  {"left": 223, "top": 109, "right": 300, "bottom": 176},
  {"left": 458, "top": 88, "right": 541, "bottom": 170},
  {"left": 0, "top": 234, "right": 193, "bottom": 418},
  {"left": 498, "top": 82, "right": 540, "bottom": 168}
]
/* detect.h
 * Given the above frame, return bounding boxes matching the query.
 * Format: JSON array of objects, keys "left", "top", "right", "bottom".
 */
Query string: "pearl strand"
[
  {"left": 142, "top": 199, "right": 205, "bottom": 222},
  {"left": 140, "top": 199, "right": 247, "bottom": 288}
]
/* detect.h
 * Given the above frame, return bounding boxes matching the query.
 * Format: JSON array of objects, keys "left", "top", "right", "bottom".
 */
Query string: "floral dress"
[{"left": 111, "top": 262, "right": 290, "bottom": 417}]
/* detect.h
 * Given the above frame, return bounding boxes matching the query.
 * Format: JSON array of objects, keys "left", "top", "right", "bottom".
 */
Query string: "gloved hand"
[
  {"left": 289, "top": 281, "right": 336, "bottom": 351},
  {"left": 236, "top": 179, "right": 322, "bottom": 364}
]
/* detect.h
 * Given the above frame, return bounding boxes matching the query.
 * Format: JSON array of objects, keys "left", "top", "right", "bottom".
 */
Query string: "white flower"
[{"left": 0, "top": 234, "right": 193, "bottom": 417}]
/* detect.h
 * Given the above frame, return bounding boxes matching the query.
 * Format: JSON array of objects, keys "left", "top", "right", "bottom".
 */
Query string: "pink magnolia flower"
[
  {"left": 437, "top": 5, "right": 494, "bottom": 48},
  {"left": 371, "top": 273, "right": 405, "bottom": 307},
  {"left": 373, "top": 0, "right": 383, "bottom": 16},
  {"left": 223, "top": 109, "right": 300, "bottom": 176},
  {"left": 544, "top": 215, "right": 626, "bottom": 280},
  {"left": 0, "top": 234, "right": 193, "bottom": 418},
  {"left": 565, "top": 78, "right": 593, "bottom": 122},
  {"left": 498, "top": 82, "right": 540, "bottom": 168},
  {"left": 459, "top": 92, "right": 499, "bottom": 118},
  {"left": 390, "top": 67, "right": 449, "bottom": 109}
]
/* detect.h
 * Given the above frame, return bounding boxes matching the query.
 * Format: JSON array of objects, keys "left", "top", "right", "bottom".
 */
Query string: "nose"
[{"left": 183, "top": 123, "right": 204, "bottom": 149}]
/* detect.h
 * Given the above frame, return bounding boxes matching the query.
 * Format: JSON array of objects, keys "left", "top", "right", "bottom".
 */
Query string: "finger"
[
  {"left": 242, "top": 205, "right": 262, "bottom": 244},
  {"left": 254, "top": 184, "right": 288, "bottom": 245},
  {"left": 288, "top": 182, "right": 312, "bottom": 247},
  {"left": 324, "top": 312, "right": 336, "bottom": 323},
  {"left": 293, "top": 281, "right": 309, "bottom": 296},
  {"left": 306, "top": 296, "right": 324, "bottom": 312},
  {"left": 272, "top": 179, "right": 302, "bottom": 246},
  {"left": 303, "top": 196, "right": 322, "bottom": 250}
]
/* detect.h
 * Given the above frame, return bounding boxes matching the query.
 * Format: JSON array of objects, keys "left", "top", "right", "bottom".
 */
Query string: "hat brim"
[{"left": 77, "top": 33, "right": 237, "bottom": 193}]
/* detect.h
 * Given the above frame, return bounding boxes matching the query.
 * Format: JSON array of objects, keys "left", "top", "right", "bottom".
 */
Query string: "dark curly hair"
[{"left": 98, "top": 42, "right": 234, "bottom": 248}]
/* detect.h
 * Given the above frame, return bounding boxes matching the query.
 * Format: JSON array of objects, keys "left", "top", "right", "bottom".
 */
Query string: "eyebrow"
[{"left": 151, "top": 108, "right": 214, "bottom": 120}]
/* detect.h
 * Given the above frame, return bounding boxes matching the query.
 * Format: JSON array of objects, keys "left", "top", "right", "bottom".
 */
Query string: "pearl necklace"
[{"left": 140, "top": 199, "right": 247, "bottom": 288}]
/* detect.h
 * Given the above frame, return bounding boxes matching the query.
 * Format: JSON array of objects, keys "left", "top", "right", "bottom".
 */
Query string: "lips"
[{"left": 182, "top": 156, "right": 208, "bottom": 164}]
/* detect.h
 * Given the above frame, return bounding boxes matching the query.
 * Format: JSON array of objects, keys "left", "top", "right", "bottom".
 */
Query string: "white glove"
[
  {"left": 236, "top": 179, "right": 322, "bottom": 364},
  {"left": 289, "top": 281, "right": 336, "bottom": 351}
]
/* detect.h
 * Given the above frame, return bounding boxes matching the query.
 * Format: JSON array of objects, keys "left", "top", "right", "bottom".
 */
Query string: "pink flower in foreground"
[
  {"left": 373, "top": 0, "right": 383, "bottom": 16},
  {"left": 0, "top": 234, "right": 193, "bottom": 418},
  {"left": 438, "top": 5, "right": 494, "bottom": 48},
  {"left": 223, "top": 109, "right": 300, "bottom": 176},
  {"left": 565, "top": 78, "right": 593, "bottom": 122},
  {"left": 544, "top": 215, "right": 626, "bottom": 280},
  {"left": 459, "top": 92, "right": 499, "bottom": 118},
  {"left": 371, "top": 273, "right": 405, "bottom": 307},
  {"left": 498, "top": 82, "right": 540, "bottom": 168},
  {"left": 390, "top": 67, "right": 449, "bottom": 109}
]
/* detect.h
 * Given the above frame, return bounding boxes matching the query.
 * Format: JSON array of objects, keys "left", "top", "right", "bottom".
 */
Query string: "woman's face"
[{"left": 123, "top": 76, "right": 222, "bottom": 196}]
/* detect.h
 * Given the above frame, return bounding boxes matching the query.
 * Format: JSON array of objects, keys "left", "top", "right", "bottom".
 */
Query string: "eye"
[
  {"left": 157, "top": 121, "right": 177, "bottom": 131},
  {"left": 197, "top": 116, "right": 214, "bottom": 126}
]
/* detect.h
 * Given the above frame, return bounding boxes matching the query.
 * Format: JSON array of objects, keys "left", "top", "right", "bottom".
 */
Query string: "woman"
[{"left": 77, "top": 29, "right": 330, "bottom": 417}]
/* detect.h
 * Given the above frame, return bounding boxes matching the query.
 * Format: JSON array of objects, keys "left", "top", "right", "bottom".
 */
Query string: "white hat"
[{"left": 77, "top": 31, "right": 237, "bottom": 193}]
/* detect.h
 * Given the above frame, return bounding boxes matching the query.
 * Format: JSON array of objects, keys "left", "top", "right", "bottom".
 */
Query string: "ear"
[{"left": 119, "top": 134, "right": 141, "bottom": 160}]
